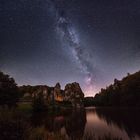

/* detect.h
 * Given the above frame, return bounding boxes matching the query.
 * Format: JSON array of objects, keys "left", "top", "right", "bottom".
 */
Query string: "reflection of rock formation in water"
[
  {"left": 95, "top": 108, "right": 140, "bottom": 138},
  {"left": 45, "top": 115, "right": 65, "bottom": 133},
  {"left": 65, "top": 109, "right": 86, "bottom": 140},
  {"left": 30, "top": 112, "right": 65, "bottom": 133},
  {"left": 30, "top": 109, "right": 86, "bottom": 140}
]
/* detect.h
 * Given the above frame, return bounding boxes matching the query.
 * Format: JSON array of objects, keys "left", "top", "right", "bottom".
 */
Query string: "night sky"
[{"left": 0, "top": 0, "right": 140, "bottom": 96}]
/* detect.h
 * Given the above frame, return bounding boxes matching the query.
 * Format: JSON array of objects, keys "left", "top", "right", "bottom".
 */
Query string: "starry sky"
[{"left": 0, "top": 0, "right": 140, "bottom": 96}]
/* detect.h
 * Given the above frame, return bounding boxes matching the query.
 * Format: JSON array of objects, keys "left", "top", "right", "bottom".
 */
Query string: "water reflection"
[
  {"left": 95, "top": 108, "right": 140, "bottom": 139},
  {"left": 65, "top": 109, "right": 86, "bottom": 140},
  {"left": 30, "top": 108, "right": 140, "bottom": 140},
  {"left": 31, "top": 109, "right": 86, "bottom": 140},
  {"left": 85, "top": 107, "right": 140, "bottom": 140}
]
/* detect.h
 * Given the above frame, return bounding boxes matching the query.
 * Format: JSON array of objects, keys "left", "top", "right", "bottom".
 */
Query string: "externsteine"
[{"left": 20, "top": 82, "right": 84, "bottom": 107}]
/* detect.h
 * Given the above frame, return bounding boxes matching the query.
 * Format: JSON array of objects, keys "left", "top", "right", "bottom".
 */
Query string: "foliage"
[
  {"left": 0, "top": 109, "right": 31, "bottom": 140},
  {"left": 0, "top": 71, "right": 20, "bottom": 108},
  {"left": 93, "top": 71, "right": 140, "bottom": 106},
  {"left": 84, "top": 97, "right": 94, "bottom": 107}
]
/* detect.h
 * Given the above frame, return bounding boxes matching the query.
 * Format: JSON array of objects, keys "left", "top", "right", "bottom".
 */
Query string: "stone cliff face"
[
  {"left": 64, "top": 82, "right": 84, "bottom": 107},
  {"left": 54, "top": 83, "right": 63, "bottom": 102},
  {"left": 20, "top": 82, "right": 84, "bottom": 107}
]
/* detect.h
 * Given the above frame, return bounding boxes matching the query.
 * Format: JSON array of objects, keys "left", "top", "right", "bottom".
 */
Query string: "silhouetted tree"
[
  {"left": 0, "top": 71, "right": 19, "bottom": 108},
  {"left": 32, "top": 92, "right": 47, "bottom": 112},
  {"left": 93, "top": 71, "right": 140, "bottom": 106}
]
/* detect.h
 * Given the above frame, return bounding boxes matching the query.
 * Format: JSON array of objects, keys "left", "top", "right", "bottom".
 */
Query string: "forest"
[{"left": 92, "top": 71, "right": 140, "bottom": 106}]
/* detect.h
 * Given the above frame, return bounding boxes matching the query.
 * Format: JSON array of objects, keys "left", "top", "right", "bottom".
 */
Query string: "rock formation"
[
  {"left": 54, "top": 83, "right": 63, "bottom": 102},
  {"left": 20, "top": 82, "right": 84, "bottom": 107},
  {"left": 64, "top": 82, "right": 84, "bottom": 107}
]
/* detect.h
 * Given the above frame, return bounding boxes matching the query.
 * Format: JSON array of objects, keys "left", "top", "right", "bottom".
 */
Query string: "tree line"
[
  {"left": 93, "top": 71, "right": 140, "bottom": 106},
  {"left": 0, "top": 70, "right": 140, "bottom": 108}
]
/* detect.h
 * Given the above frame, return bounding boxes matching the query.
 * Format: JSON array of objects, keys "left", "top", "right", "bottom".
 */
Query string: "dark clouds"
[{"left": 0, "top": 0, "right": 140, "bottom": 96}]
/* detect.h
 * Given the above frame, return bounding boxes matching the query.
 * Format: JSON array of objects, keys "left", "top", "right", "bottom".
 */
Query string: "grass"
[
  {"left": 27, "top": 130, "right": 123, "bottom": 140},
  {"left": 17, "top": 103, "right": 32, "bottom": 113}
]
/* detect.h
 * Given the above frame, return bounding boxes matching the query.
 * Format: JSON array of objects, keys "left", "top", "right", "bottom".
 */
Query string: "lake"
[{"left": 30, "top": 107, "right": 140, "bottom": 140}]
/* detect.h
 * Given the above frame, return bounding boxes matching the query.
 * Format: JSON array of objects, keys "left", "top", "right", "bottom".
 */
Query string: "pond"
[{"left": 30, "top": 107, "right": 140, "bottom": 140}]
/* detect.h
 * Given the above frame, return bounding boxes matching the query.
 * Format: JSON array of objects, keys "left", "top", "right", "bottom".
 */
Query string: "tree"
[
  {"left": 32, "top": 92, "right": 47, "bottom": 112},
  {"left": 0, "top": 71, "right": 19, "bottom": 108}
]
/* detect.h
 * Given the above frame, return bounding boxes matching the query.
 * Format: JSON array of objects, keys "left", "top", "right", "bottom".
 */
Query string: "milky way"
[
  {"left": 47, "top": 0, "right": 95, "bottom": 94},
  {"left": 1, "top": 0, "right": 140, "bottom": 96}
]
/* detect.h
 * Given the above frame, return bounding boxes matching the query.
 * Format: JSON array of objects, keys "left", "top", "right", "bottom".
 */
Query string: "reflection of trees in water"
[
  {"left": 65, "top": 109, "right": 87, "bottom": 140},
  {"left": 95, "top": 108, "right": 140, "bottom": 138},
  {"left": 30, "top": 109, "right": 86, "bottom": 139}
]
